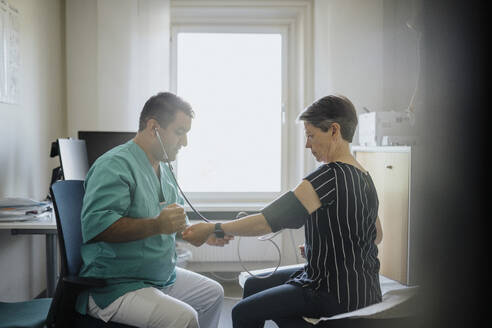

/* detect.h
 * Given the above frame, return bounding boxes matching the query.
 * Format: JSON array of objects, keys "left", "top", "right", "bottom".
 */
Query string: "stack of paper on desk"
[{"left": 0, "top": 197, "right": 52, "bottom": 222}]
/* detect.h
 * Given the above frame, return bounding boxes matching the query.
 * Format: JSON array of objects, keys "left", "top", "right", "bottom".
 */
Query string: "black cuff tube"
[{"left": 261, "top": 191, "right": 309, "bottom": 232}]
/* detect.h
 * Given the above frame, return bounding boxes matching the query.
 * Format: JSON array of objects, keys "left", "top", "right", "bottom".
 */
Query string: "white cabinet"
[{"left": 352, "top": 146, "right": 412, "bottom": 285}]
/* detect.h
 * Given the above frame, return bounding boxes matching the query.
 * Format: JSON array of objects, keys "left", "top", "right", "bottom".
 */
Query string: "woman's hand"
[
  {"left": 206, "top": 234, "right": 234, "bottom": 247},
  {"left": 182, "top": 223, "right": 214, "bottom": 247}
]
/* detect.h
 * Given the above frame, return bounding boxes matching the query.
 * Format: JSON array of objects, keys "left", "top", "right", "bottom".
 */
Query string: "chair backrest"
[
  {"left": 50, "top": 180, "right": 85, "bottom": 276},
  {"left": 48, "top": 180, "right": 135, "bottom": 328}
]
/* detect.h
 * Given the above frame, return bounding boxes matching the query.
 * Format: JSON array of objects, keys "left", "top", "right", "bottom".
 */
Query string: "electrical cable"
[
  {"left": 224, "top": 296, "right": 242, "bottom": 301},
  {"left": 235, "top": 212, "right": 282, "bottom": 279},
  {"left": 406, "top": 31, "right": 422, "bottom": 114},
  {"left": 236, "top": 233, "right": 282, "bottom": 279},
  {"left": 209, "top": 272, "right": 238, "bottom": 282}
]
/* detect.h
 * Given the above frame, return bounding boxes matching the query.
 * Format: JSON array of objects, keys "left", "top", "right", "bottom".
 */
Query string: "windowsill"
[{"left": 184, "top": 202, "right": 266, "bottom": 212}]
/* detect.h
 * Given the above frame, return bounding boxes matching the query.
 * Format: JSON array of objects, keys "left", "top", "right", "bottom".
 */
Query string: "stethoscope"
[
  {"left": 154, "top": 127, "right": 284, "bottom": 279},
  {"left": 154, "top": 128, "right": 210, "bottom": 223}
]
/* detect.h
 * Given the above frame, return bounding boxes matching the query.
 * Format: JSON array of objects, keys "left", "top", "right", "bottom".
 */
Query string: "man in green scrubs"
[{"left": 76, "top": 92, "right": 226, "bottom": 328}]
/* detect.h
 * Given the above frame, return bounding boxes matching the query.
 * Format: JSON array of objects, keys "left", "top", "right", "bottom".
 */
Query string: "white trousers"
[{"left": 88, "top": 267, "right": 224, "bottom": 328}]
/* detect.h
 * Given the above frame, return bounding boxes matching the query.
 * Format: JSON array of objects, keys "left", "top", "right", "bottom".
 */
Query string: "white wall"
[
  {"left": 66, "top": 0, "right": 171, "bottom": 137},
  {"left": 313, "top": 0, "right": 419, "bottom": 144},
  {"left": 314, "top": 0, "right": 384, "bottom": 113},
  {"left": 0, "top": 0, "right": 66, "bottom": 301},
  {"left": 382, "top": 0, "right": 421, "bottom": 112}
]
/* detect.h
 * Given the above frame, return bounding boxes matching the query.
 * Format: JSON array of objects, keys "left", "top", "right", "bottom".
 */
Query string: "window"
[
  {"left": 171, "top": 1, "right": 313, "bottom": 209},
  {"left": 175, "top": 31, "right": 283, "bottom": 194}
]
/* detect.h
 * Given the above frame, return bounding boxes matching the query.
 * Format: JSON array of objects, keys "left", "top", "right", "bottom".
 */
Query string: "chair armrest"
[{"left": 63, "top": 275, "right": 106, "bottom": 288}]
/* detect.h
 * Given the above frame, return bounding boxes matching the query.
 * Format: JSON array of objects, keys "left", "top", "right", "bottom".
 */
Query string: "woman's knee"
[
  {"left": 243, "top": 277, "right": 259, "bottom": 298},
  {"left": 231, "top": 299, "right": 252, "bottom": 324}
]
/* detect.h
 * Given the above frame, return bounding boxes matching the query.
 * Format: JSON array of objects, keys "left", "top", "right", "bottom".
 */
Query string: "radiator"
[{"left": 181, "top": 233, "right": 282, "bottom": 262}]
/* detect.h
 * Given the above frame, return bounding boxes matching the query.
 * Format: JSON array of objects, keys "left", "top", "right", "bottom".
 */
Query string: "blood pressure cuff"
[{"left": 261, "top": 191, "right": 310, "bottom": 232}]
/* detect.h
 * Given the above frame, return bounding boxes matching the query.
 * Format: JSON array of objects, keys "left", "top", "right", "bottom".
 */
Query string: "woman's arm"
[
  {"left": 182, "top": 180, "right": 322, "bottom": 247},
  {"left": 222, "top": 213, "right": 272, "bottom": 236},
  {"left": 219, "top": 179, "right": 322, "bottom": 237},
  {"left": 182, "top": 214, "right": 272, "bottom": 247},
  {"left": 293, "top": 180, "right": 322, "bottom": 215}
]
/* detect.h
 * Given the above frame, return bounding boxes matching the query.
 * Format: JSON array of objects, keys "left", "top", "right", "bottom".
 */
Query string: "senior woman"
[{"left": 182, "top": 95, "right": 383, "bottom": 328}]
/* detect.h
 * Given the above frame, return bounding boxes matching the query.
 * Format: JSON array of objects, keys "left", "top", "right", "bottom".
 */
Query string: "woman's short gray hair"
[{"left": 297, "top": 95, "right": 358, "bottom": 142}]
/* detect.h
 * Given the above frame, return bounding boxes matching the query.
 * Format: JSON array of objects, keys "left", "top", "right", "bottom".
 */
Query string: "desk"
[{"left": 0, "top": 214, "right": 58, "bottom": 297}]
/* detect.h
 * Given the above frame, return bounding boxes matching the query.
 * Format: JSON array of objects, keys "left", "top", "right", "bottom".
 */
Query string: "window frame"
[{"left": 170, "top": 0, "right": 314, "bottom": 211}]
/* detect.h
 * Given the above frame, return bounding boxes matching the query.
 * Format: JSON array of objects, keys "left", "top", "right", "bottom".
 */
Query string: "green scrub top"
[{"left": 75, "top": 140, "right": 187, "bottom": 314}]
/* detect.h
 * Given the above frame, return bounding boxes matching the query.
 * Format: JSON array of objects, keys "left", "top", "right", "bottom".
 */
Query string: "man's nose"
[{"left": 180, "top": 134, "right": 188, "bottom": 147}]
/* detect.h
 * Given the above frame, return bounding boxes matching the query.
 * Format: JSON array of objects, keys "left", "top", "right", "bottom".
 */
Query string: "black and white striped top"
[{"left": 287, "top": 162, "right": 382, "bottom": 312}]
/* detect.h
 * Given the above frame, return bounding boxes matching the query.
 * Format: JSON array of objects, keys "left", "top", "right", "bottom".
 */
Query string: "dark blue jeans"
[{"left": 232, "top": 267, "right": 344, "bottom": 328}]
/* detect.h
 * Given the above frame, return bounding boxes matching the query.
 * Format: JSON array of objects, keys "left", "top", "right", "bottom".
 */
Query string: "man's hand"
[
  {"left": 299, "top": 244, "right": 306, "bottom": 259},
  {"left": 182, "top": 223, "right": 214, "bottom": 247},
  {"left": 156, "top": 203, "right": 187, "bottom": 234},
  {"left": 206, "top": 234, "right": 234, "bottom": 247}
]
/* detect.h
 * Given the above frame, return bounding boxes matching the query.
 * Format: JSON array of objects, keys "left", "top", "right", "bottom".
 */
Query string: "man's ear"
[{"left": 146, "top": 118, "right": 159, "bottom": 135}]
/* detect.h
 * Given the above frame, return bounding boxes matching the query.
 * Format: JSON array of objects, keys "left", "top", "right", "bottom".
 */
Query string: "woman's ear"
[{"left": 330, "top": 123, "right": 341, "bottom": 138}]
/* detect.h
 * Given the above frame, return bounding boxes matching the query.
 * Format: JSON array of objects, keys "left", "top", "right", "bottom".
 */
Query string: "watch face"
[{"left": 215, "top": 223, "right": 224, "bottom": 238}]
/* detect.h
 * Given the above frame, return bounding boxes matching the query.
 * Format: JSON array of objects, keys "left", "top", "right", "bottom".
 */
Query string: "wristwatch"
[{"left": 214, "top": 223, "right": 225, "bottom": 238}]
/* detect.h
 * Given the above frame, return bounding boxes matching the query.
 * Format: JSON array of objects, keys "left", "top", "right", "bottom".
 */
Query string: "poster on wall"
[{"left": 0, "top": 0, "right": 19, "bottom": 104}]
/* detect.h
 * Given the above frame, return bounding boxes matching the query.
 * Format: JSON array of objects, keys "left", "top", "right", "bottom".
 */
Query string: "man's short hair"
[
  {"left": 138, "top": 92, "right": 194, "bottom": 131},
  {"left": 297, "top": 95, "right": 358, "bottom": 142}
]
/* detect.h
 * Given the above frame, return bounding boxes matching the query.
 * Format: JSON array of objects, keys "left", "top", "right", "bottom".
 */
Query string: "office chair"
[
  {"left": 48, "top": 180, "right": 135, "bottom": 328},
  {"left": 0, "top": 298, "right": 51, "bottom": 328}
]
